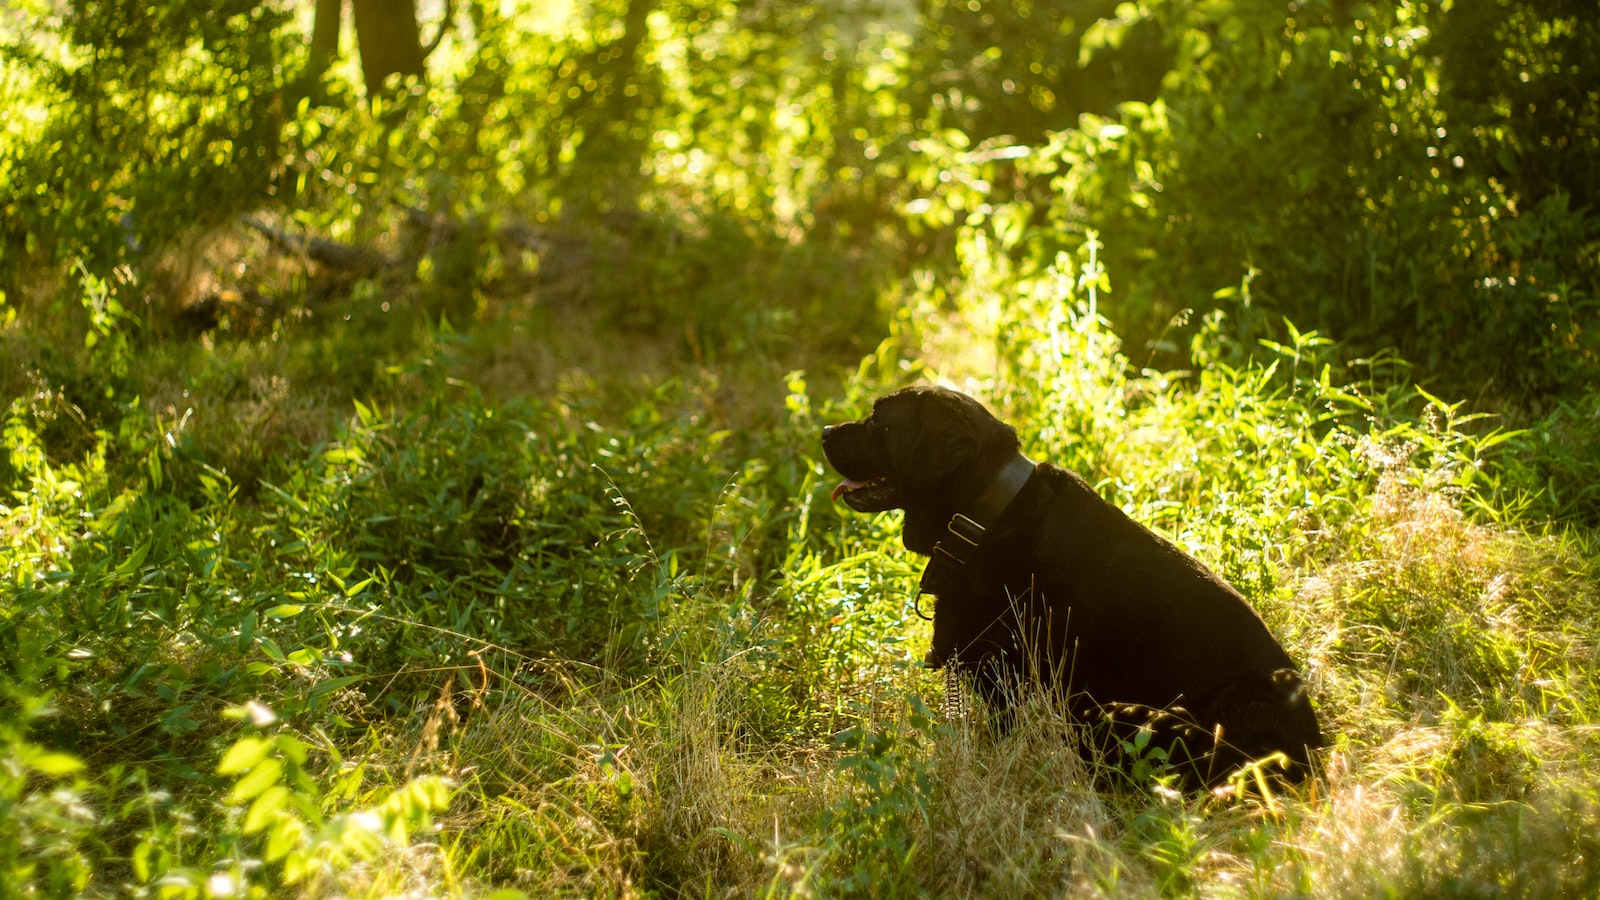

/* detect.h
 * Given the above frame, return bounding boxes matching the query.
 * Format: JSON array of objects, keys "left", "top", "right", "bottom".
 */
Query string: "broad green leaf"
[
  {"left": 266, "top": 816, "right": 305, "bottom": 864},
  {"left": 28, "top": 751, "right": 85, "bottom": 775},
  {"left": 243, "top": 784, "right": 290, "bottom": 834},
  {"left": 228, "top": 756, "right": 283, "bottom": 803},
  {"left": 217, "top": 737, "right": 271, "bottom": 775}
]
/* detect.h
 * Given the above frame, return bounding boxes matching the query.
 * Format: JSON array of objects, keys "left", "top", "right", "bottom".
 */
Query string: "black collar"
[
  {"left": 921, "top": 450, "right": 1036, "bottom": 579},
  {"left": 917, "top": 450, "right": 1037, "bottom": 669},
  {"left": 928, "top": 448, "right": 1036, "bottom": 566}
]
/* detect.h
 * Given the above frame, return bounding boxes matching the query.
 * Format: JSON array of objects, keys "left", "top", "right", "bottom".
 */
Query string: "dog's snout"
[{"left": 822, "top": 424, "right": 839, "bottom": 440}]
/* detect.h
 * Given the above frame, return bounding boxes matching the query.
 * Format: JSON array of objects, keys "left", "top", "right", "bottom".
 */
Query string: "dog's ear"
[
  {"left": 886, "top": 391, "right": 980, "bottom": 489},
  {"left": 924, "top": 415, "right": 979, "bottom": 484}
]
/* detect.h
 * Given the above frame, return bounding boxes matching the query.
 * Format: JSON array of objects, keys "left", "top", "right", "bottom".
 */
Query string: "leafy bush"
[
  {"left": 1, "top": 0, "right": 292, "bottom": 296},
  {"left": 1016, "top": 0, "right": 1600, "bottom": 400},
  {"left": 2, "top": 1, "right": 1599, "bottom": 896}
]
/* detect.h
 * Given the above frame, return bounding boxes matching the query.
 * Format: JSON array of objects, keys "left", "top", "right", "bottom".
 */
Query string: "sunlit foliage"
[{"left": 1, "top": 0, "right": 1598, "bottom": 896}]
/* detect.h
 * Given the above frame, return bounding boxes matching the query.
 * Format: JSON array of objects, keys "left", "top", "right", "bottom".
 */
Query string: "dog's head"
[{"left": 821, "top": 385, "right": 1020, "bottom": 517}]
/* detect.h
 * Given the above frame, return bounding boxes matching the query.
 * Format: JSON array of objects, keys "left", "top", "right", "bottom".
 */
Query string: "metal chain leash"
[{"left": 943, "top": 664, "right": 964, "bottom": 721}]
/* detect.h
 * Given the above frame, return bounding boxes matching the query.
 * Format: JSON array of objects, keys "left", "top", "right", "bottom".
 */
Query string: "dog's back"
[{"left": 952, "top": 464, "right": 1324, "bottom": 785}]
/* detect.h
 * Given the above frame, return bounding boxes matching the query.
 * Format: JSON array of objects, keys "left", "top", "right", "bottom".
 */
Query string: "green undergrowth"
[
  {"left": 4, "top": 237, "right": 1599, "bottom": 897},
  {"left": 6, "top": 0, "right": 1599, "bottom": 894}
]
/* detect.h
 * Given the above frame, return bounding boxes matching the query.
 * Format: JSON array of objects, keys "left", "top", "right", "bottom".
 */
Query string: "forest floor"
[{"left": 5, "top": 217, "right": 1600, "bottom": 898}]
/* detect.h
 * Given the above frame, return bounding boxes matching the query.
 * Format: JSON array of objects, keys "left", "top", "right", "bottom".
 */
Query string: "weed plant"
[
  {"left": 5, "top": 1, "right": 1598, "bottom": 894},
  {"left": 9, "top": 226, "right": 1596, "bottom": 896}
]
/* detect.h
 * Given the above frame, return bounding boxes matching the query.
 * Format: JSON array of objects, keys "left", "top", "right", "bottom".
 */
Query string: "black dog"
[{"left": 822, "top": 385, "right": 1324, "bottom": 787}]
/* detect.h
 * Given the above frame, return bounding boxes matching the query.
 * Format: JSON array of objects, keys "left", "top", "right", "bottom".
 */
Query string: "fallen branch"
[{"left": 240, "top": 216, "right": 393, "bottom": 273}]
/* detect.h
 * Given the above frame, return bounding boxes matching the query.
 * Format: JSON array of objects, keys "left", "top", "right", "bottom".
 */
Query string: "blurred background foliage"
[{"left": 3, "top": 0, "right": 1595, "bottom": 401}]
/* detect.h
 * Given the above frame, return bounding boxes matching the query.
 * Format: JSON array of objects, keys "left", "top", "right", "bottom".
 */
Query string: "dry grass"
[
  {"left": 6, "top": 218, "right": 1596, "bottom": 898},
  {"left": 379, "top": 296, "right": 1600, "bottom": 897}
]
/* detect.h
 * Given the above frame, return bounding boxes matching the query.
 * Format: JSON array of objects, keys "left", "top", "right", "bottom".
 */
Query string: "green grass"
[
  {"left": 6, "top": 2, "right": 1599, "bottom": 894},
  {"left": 4, "top": 234, "right": 1598, "bottom": 898}
]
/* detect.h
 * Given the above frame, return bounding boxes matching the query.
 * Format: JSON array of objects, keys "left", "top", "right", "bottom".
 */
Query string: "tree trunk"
[
  {"left": 309, "top": 0, "right": 342, "bottom": 79},
  {"left": 350, "top": 0, "right": 426, "bottom": 99},
  {"left": 587, "top": 0, "right": 656, "bottom": 183},
  {"left": 287, "top": 0, "right": 344, "bottom": 106}
]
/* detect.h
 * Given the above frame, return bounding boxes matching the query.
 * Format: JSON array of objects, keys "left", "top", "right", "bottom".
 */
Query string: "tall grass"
[
  {"left": 2, "top": 233, "right": 1598, "bottom": 896},
  {"left": 419, "top": 244, "right": 1598, "bottom": 897}
]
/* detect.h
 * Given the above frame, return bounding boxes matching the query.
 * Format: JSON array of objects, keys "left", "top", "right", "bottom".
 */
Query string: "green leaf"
[
  {"left": 1474, "top": 429, "right": 1527, "bottom": 451},
  {"left": 259, "top": 637, "right": 286, "bottom": 661},
  {"left": 288, "top": 648, "right": 322, "bottom": 666},
  {"left": 113, "top": 540, "right": 151, "bottom": 578},
  {"left": 309, "top": 675, "right": 361, "bottom": 705},
  {"left": 275, "top": 733, "right": 310, "bottom": 766},
  {"left": 228, "top": 756, "right": 283, "bottom": 803},
  {"left": 414, "top": 775, "right": 453, "bottom": 809},
  {"left": 28, "top": 751, "right": 85, "bottom": 775},
  {"left": 266, "top": 816, "right": 305, "bottom": 864},
  {"left": 218, "top": 736, "right": 271, "bottom": 775},
  {"left": 244, "top": 784, "right": 290, "bottom": 834}
]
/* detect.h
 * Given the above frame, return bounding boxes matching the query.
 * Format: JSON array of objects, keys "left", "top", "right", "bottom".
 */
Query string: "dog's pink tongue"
[{"left": 831, "top": 480, "right": 868, "bottom": 502}]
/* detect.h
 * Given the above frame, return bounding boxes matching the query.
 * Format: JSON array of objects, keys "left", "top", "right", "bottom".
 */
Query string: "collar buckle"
[
  {"left": 933, "top": 513, "right": 987, "bottom": 566},
  {"left": 947, "top": 513, "right": 986, "bottom": 547}
]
